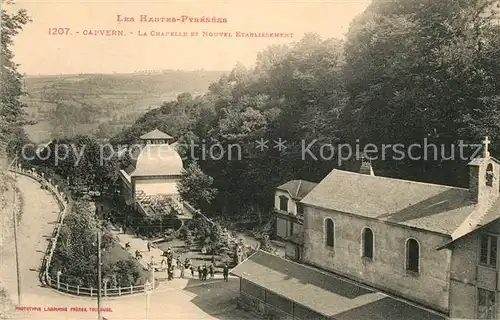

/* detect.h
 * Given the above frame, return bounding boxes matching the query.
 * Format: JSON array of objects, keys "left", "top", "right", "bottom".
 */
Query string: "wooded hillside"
[{"left": 112, "top": 1, "right": 500, "bottom": 217}]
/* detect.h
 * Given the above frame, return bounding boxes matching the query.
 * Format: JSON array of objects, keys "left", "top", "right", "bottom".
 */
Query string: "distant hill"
[{"left": 23, "top": 70, "right": 226, "bottom": 142}]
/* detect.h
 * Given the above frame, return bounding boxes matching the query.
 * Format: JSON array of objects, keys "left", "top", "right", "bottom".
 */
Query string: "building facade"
[
  {"left": 118, "top": 128, "right": 183, "bottom": 207},
  {"left": 273, "top": 180, "right": 316, "bottom": 261},
  {"left": 236, "top": 137, "right": 500, "bottom": 319},
  {"left": 300, "top": 138, "right": 500, "bottom": 319}
]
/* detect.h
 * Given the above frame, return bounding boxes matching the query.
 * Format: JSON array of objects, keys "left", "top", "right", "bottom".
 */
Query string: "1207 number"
[{"left": 48, "top": 28, "right": 70, "bottom": 35}]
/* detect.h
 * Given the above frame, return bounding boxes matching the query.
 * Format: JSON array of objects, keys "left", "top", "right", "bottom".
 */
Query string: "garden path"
[{"left": 111, "top": 229, "right": 231, "bottom": 281}]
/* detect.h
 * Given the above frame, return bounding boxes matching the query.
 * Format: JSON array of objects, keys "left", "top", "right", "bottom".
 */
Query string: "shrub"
[{"left": 113, "top": 258, "right": 141, "bottom": 287}]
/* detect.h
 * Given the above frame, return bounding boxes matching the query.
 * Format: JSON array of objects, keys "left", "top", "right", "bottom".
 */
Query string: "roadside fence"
[{"left": 9, "top": 165, "right": 153, "bottom": 297}]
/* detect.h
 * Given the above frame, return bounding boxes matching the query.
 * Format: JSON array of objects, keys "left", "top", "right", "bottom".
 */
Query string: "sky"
[{"left": 4, "top": 0, "right": 371, "bottom": 75}]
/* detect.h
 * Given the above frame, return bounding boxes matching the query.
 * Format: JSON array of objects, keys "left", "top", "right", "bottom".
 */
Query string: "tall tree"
[
  {"left": 341, "top": 0, "right": 500, "bottom": 185},
  {"left": 177, "top": 161, "right": 217, "bottom": 212},
  {"left": 0, "top": 1, "right": 31, "bottom": 149}
]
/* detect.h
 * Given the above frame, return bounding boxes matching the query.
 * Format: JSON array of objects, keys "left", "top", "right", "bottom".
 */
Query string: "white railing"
[{"left": 9, "top": 166, "right": 154, "bottom": 297}]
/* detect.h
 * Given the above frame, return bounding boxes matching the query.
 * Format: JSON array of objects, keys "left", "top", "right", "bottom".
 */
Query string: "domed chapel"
[{"left": 118, "top": 128, "right": 184, "bottom": 209}]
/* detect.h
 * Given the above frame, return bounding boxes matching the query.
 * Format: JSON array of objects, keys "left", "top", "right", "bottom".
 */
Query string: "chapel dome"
[
  {"left": 129, "top": 129, "right": 183, "bottom": 177},
  {"left": 130, "top": 144, "right": 183, "bottom": 177}
]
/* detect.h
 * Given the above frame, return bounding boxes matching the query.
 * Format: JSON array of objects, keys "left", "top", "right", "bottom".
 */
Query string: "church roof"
[
  {"left": 301, "top": 169, "right": 476, "bottom": 235},
  {"left": 130, "top": 144, "right": 183, "bottom": 177},
  {"left": 140, "top": 129, "right": 173, "bottom": 140},
  {"left": 277, "top": 180, "right": 317, "bottom": 201},
  {"left": 438, "top": 197, "right": 500, "bottom": 249}
]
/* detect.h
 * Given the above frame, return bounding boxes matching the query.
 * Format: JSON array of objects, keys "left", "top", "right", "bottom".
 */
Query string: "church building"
[{"left": 232, "top": 137, "right": 500, "bottom": 319}]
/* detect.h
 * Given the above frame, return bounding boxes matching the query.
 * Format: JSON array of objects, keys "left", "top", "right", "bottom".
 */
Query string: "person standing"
[
  {"left": 202, "top": 265, "right": 208, "bottom": 281},
  {"left": 209, "top": 264, "right": 214, "bottom": 279},
  {"left": 147, "top": 240, "right": 151, "bottom": 252},
  {"left": 197, "top": 266, "right": 202, "bottom": 280},
  {"left": 223, "top": 264, "right": 229, "bottom": 282},
  {"left": 168, "top": 265, "right": 174, "bottom": 280},
  {"left": 167, "top": 256, "right": 172, "bottom": 270},
  {"left": 190, "top": 265, "right": 195, "bottom": 278}
]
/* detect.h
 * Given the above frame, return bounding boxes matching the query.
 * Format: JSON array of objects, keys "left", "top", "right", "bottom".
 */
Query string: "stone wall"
[{"left": 303, "top": 205, "right": 451, "bottom": 313}]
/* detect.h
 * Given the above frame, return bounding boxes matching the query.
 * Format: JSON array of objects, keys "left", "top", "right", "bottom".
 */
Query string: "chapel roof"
[
  {"left": 140, "top": 129, "right": 173, "bottom": 140},
  {"left": 277, "top": 180, "right": 317, "bottom": 201},
  {"left": 301, "top": 169, "right": 476, "bottom": 235}
]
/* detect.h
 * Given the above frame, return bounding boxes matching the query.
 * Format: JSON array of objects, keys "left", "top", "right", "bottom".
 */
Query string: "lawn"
[{"left": 102, "top": 241, "right": 151, "bottom": 285}]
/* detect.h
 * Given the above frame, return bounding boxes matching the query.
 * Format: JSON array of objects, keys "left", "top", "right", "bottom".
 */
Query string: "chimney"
[{"left": 359, "top": 153, "right": 375, "bottom": 176}]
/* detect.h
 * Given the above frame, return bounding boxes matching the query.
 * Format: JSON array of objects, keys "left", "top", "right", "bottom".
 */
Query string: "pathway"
[
  {"left": 0, "top": 174, "right": 61, "bottom": 307},
  {"left": 0, "top": 173, "right": 250, "bottom": 320},
  {"left": 111, "top": 229, "right": 232, "bottom": 281}
]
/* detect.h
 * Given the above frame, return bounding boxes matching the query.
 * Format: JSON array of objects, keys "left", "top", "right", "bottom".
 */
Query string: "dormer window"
[
  {"left": 279, "top": 195, "right": 288, "bottom": 212},
  {"left": 486, "top": 164, "right": 494, "bottom": 187}
]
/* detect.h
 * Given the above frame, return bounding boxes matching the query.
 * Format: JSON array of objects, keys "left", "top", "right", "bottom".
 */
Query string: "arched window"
[
  {"left": 486, "top": 163, "right": 494, "bottom": 187},
  {"left": 362, "top": 228, "right": 374, "bottom": 259},
  {"left": 406, "top": 238, "right": 420, "bottom": 273},
  {"left": 325, "top": 218, "right": 334, "bottom": 247}
]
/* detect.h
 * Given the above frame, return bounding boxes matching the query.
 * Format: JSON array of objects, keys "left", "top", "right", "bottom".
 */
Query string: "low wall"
[{"left": 9, "top": 167, "right": 154, "bottom": 298}]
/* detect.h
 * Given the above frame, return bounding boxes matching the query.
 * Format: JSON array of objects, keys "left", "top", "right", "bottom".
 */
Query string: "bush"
[{"left": 113, "top": 258, "right": 141, "bottom": 287}]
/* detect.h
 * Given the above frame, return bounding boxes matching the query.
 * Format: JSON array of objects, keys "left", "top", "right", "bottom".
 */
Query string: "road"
[{"left": 0, "top": 174, "right": 254, "bottom": 320}]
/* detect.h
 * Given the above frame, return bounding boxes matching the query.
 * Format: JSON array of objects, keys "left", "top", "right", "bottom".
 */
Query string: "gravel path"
[{"left": 0, "top": 174, "right": 60, "bottom": 315}]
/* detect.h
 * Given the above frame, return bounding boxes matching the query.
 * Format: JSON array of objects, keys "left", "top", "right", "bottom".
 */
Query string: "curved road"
[{"left": 0, "top": 174, "right": 247, "bottom": 320}]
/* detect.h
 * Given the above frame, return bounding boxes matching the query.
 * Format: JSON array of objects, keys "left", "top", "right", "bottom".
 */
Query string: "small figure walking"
[
  {"left": 147, "top": 240, "right": 152, "bottom": 252},
  {"left": 197, "top": 266, "right": 202, "bottom": 280},
  {"left": 190, "top": 265, "right": 195, "bottom": 277},
  {"left": 223, "top": 264, "right": 229, "bottom": 282}
]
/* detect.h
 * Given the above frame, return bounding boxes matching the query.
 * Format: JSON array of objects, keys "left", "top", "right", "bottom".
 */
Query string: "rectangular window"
[
  {"left": 279, "top": 196, "right": 288, "bottom": 212},
  {"left": 478, "top": 288, "right": 496, "bottom": 319},
  {"left": 480, "top": 234, "right": 498, "bottom": 268}
]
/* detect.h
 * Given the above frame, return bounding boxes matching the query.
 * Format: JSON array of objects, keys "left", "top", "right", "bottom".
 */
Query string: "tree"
[
  {"left": 52, "top": 201, "right": 142, "bottom": 287},
  {"left": 37, "top": 135, "right": 118, "bottom": 193},
  {"left": 341, "top": 0, "right": 500, "bottom": 185},
  {"left": 177, "top": 161, "right": 217, "bottom": 211},
  {"left": 0, "top": 1, "right": 31, "bottom": 153}
]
